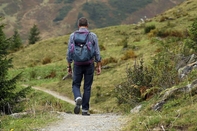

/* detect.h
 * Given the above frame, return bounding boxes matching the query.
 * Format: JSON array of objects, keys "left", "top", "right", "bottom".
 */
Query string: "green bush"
[
  {"left": 144, "top": 24, "right": 156, "bottom": 34},
  {"left": 114, "top": 59, "right": 153, "bottom": 107},
  {"left": 150, "top": 40, "right": 180, "bottom": 89},
  {"left": 186, "top": 18, "right": 197, "bottom": 51},
  {"left": 115, "top": 40, "right": 182, "bottom": 109}
]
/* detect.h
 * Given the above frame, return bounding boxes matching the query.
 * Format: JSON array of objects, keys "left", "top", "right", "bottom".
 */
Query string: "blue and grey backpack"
[{"left": 69, "top": 31, "right": 95, "bottom": 65}]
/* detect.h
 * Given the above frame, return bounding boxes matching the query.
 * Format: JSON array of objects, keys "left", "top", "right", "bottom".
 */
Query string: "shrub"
[
  {"left": 144, "top": 24, "right": 156, "bottom": 34},
  {"left": 126, "top": 59, "right": 152, "bottom": 87},
  {"left": 159, "top": 15, "right": 168, "bottom": 22},
  {"left": 44, "top": 70, "right": 56, "bottom": 79},
  {"left": 115, "top": 40, "right": 182, "bottom": 109},
  {"left": 99, "top": 44, "right": 106, "bottom": 50},
  {"left": 123, "top": 37, "right": 128, "bottom": 48},
  {"left": 94, "top": 86, "right": 102, "bottom": 103},
  {"left": 42, "top": 57, "right": 52, "bottom": 65},
  {"left": 187, "top": 18, "right": 197, "bottom": 51},
  {"left": 150, "top": 40, "right": 180, "bottom": 89},
  {"left": 155, "top": 28, "right": 184, "bottom": 38},
  {"left": 133, "top": 35, "right": 141, "bottom": 42},
  {"left": 101, "top": 57, "right": 117, "bottom": 66},
  {"left": 29, "top": 70, "right": 37, "bottom": 80},
  {"left": 121, "top": 50, "right": 137, "bottom": 60},
  {"left": 148, "top": 29, "right": 157, "bottom": 38},
  {"left": 114, "top": 59, "right": 153, "bottom": 107}
]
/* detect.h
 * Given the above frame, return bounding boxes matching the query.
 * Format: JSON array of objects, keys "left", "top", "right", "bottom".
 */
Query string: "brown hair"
[{"left": 78, "top": 17, "right": 88, "bottom": 27}]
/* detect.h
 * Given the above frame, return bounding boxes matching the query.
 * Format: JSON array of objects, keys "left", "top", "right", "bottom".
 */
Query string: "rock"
[
  {"left": 10, "top": 112, "right": 28, "bottom": 118},
  {"left": 130, "top": 105, "right": 142, "bottom": 114},
  {"left": 177, "top": 54, "right": 197, "bottom": 79},
  {"left": 152, "top": 79, "right": 197, "bottom": 111},
  {"left": 152, "top": 100, "right": 165, "bottom": 111}
]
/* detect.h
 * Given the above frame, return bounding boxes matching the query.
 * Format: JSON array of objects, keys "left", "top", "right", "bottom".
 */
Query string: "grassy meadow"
[{"left": 2, "top": 0, "right": 197, "bottom": 130}]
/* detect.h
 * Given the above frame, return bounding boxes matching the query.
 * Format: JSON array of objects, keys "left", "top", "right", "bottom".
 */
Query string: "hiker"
[{"left": 66, "top": 17, "right": 102, "bottom": 116}]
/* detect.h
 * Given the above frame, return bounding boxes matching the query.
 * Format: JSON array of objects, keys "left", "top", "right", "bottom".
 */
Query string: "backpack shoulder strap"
[{"left": 73, "top": 31, "right": 90, "bottom": 44}]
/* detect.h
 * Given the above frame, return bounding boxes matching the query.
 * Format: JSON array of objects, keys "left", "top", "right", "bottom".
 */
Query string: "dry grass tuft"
[
  {"left": 101, "top": 57, "right": 118, "bottom": 66},
  {"left": 42, "top": 57, "right": 52, "bottom": 65},
  {"left": 121, "top": 50, "right": 137, "bottom": 60}
]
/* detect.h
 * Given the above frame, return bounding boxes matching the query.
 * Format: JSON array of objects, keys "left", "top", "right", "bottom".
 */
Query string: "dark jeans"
[{"left": 72, "top": 63, "right": 94, "bottom": 111}]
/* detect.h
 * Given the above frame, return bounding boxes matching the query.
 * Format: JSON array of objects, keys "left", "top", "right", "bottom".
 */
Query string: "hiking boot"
[
  {"left": 74, "top": 97, "right": 82, "bottom": 114},
  {"left": 82, "top": 112, "right": 90, "bottom": 116}
]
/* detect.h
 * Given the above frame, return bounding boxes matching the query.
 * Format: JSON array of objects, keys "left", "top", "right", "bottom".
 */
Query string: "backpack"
[{"left": 69, "top": 31, "right": 95, "bottom": 65}]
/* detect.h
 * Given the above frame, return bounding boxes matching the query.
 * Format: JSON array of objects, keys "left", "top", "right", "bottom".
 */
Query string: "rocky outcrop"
[
  {"left": 152, "top": 79, "right": 197, "bottom": 111},
  {"left": 177, "top": 54, "right": 197, "bottom": 79},
  {"left": 151, "top": 54, "right": 197, "bottom": 111}
]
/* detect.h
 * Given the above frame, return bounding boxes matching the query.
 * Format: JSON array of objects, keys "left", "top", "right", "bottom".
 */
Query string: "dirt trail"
[
  {"left": 31, "top": 85, "right": 75, "bottom": 105},
  {"left": 26, "top": 85, "right": 127, "bottom": 131}
]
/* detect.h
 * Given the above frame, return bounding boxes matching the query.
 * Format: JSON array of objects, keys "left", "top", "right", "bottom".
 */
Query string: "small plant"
[
  {"left": 29, "top": 70, "right": 37, "bottom": 80},
  {"left": 122, "top": 37, "right": 128, "bottom": 48},
  {"left": 94, "top": 86, "right": 101, "bottom": 103},
  {"left": 186, "top": 18, "right": 197, "bottom": 51},
  {"left": 150, "top": 40, "right": 180, "bottom": 89},
  {"left": 159, "top": 15, "right": 168, "bottom": 22},
  {"left": 144, "top": 24, "right": 156, "bottom": 34},
  {"left": 42, "top": 57, "right": 52, "bottom": 65},
  {"left": 114, "top": 59, "right": 153, "bottom": 107},
  {"left": 44, "top": 70, "right": 56, "bottom": 79},
  {"left": 101, "top": 57, "right": 117, "bottom": 66},
  {"left": 99, "top": 44, "right": 106, "bottom": 50},
  {"left": 121, "top": 49, "right": 137, "bottom": 60},
  {"left": 148, "top": 29, "right": 157, "bottom": 38}
]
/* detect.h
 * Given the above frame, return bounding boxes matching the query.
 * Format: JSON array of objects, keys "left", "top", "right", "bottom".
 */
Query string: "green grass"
[
  {"left": 0, "top": 87, "right": 74, "bottom": 130},
  {"left": 122, "top": 94, "right": 197, "bottom": 131},
  {"left": 5, "top": 0, "right": 197, "bottom": 130},
  {"left": 1, "top": 112, "right": 58, "bottom": 131}
]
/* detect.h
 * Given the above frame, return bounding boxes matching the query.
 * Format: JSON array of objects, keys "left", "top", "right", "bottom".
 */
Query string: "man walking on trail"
[{"left": 66, "top": 17, "right": 102, "bottom": 116}]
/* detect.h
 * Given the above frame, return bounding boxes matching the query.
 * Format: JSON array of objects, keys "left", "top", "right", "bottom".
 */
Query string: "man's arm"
[
  {"left": 67, "top": 62, "right": 72, "bottom": 75},
  {"left": 96, "top": 62, "right": 101, "bottom": 75},
  {"left": 91, "top": 33, "right": 102, "bottom": 75},
  {"left": 66, "top": 34, "right": 74, "bottom": 75}
]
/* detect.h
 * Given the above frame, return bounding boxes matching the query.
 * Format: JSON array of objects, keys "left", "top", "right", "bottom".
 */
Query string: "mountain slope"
[{"left": 0, "top": 0, "right": 184, "bottom": 43}]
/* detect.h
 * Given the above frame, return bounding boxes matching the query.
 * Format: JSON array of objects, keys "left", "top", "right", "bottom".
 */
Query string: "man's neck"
[{"left": 79, "top": 26, "right": 88, "bottom": 29}]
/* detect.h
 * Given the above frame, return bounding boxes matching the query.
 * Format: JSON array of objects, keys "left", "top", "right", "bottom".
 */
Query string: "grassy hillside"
[
  {"left": 6, "top": 0, "right": 197, "bottom": 130},
  {"left": 0, "top": 0, "right": 184, "bottom": 42}
]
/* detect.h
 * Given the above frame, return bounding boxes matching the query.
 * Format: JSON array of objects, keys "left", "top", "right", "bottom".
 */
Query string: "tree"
[
  {"left": 10, "top": 30, "right": 22, "bottom": 51},
  {"left": 28, "top": 24, "right": 41, "bottom": 44},
  {"left": 0, "top": 23, "right": 30, "bottom": 114}
]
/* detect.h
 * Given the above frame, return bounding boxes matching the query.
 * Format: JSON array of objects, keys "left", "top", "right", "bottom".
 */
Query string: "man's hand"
[
  {"left": 96, "top": 62, "right": 101, "bottom": 75},
  {"left": 96, "top": 66, "right": 101, "bottom": 75},
  {"left": 67, "top": 63, "right": 72, "bottom": 75},
  {"left": 67, "top": 67, "right": 72, "bottom": 75}
]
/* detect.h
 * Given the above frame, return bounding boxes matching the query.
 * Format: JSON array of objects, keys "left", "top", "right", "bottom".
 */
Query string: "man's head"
[{"left": 78, "top": 17, "right": 88, "bottom": 27}]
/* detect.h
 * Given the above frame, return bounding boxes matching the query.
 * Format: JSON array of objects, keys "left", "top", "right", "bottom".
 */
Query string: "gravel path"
[
  {"left": 27, "top": 85, "right": 127, "bottom": 131},
  {"left": 41, "top": 113, "right": 125, "bottom": 131}
]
